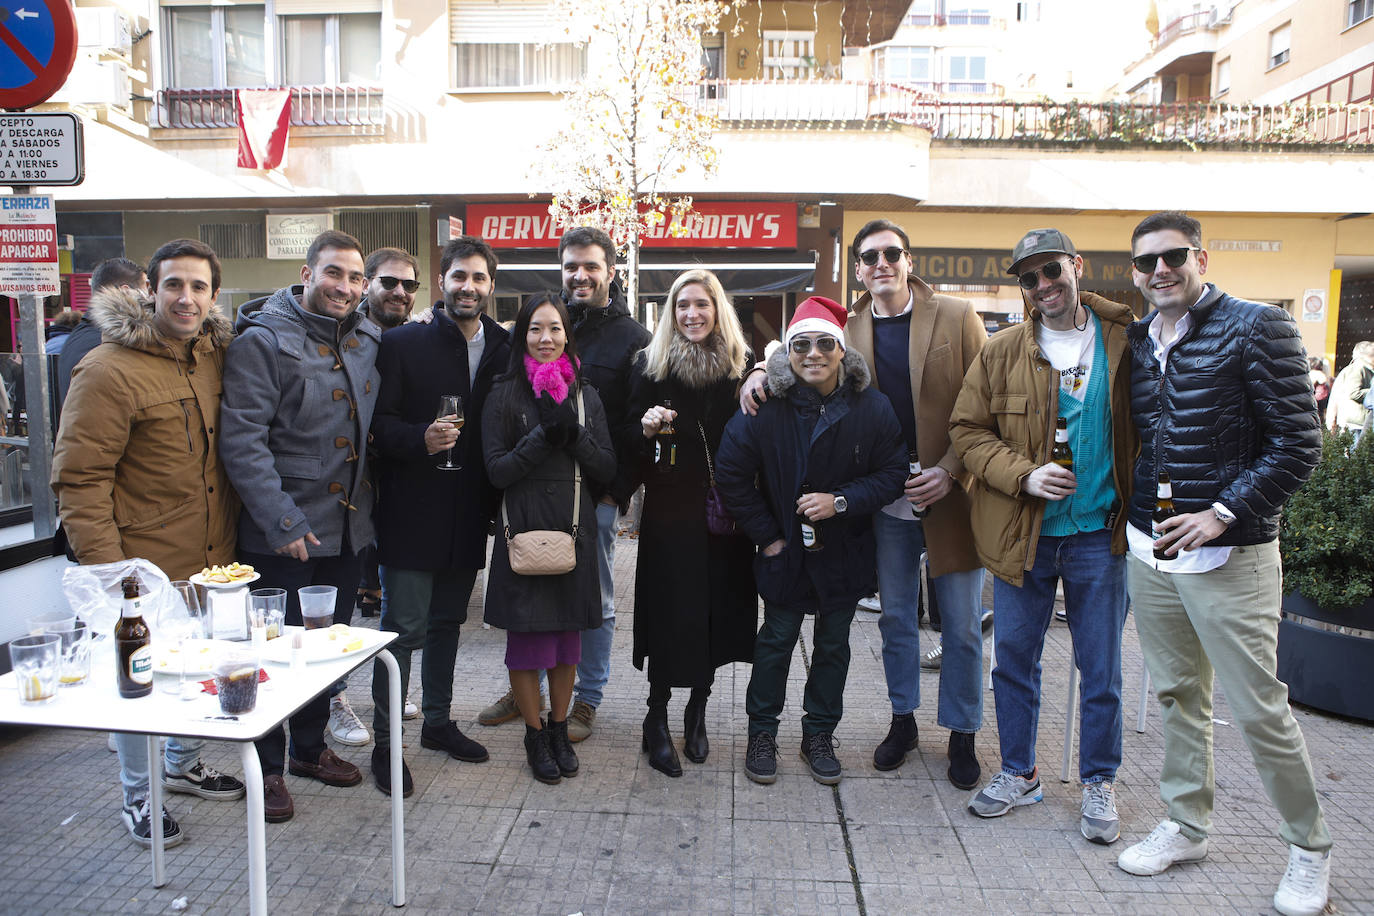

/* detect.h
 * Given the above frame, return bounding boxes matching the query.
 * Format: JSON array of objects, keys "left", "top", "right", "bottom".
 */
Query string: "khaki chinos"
[{"left": 1127, "top": 539, "right": 1331, "bottom": 852}]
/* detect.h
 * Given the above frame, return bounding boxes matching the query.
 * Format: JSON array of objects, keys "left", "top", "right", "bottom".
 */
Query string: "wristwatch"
[
  {"left": 1211, "top": 502, "right": 1237, "bottom": 526},
  {"left": 833, "top": 494, "right": 848, "bottom": 515}
]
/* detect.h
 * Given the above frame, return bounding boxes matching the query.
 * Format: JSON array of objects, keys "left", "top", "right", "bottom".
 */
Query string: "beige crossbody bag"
[{"left": 500, "top": 391, "right": 583, "bottom": 576}]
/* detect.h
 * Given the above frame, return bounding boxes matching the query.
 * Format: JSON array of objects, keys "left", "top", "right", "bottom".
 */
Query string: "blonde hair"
[{"left": 642, "top": 269, "right": 748, "bottom": 382}]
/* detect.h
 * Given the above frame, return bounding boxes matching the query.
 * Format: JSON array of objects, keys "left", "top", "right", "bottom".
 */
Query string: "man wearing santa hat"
[{"left": 717, "top": 296, "right": 907, "bottom": 786}]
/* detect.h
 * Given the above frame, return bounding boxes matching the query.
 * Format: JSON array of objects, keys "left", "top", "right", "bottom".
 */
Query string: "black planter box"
[{"left": 1277, "top": 591, "right": 1374, "bottom": 722}]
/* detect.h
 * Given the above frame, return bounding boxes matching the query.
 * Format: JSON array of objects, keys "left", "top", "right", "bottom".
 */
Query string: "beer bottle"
[
  {"left": 116, "top": 575, "right": 153, "bottom": 698},
  {"left": 1051, "top": 418, "right": 1073, "bottom": 469},
  {"left": 655, "top": 398, "right": 677, "bottom": 472},
  {"left": 1152, "top": 471, "right": 1178, "bottom": 561},
  {"left": 907, "top": 449, "right": 926, "bottom": 519},
  {"left": 800, "top": 480, "right": 823, "bottom": 551}
]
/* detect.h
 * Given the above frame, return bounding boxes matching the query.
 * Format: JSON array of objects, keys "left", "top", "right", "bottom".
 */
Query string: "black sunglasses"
[
  {"left": 1017, "top": 260, "right": 1070, "bottom": 291},
  {"left": 1131, "top": 247, "right": 1199, "bottom": 273},
  {"left": 375, "top": 276, "right": 421, "bottom": 293},
  {"left": 859, "top": 247, "right": 906, "bottom": 267},
  {"left": 790, "top": 336, "right": 839, "bottom": 354}
]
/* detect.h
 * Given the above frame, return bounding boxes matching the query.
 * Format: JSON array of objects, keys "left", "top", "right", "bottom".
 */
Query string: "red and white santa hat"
[{"left": 783, "top": 296, "right": 848, "bottom": 351}]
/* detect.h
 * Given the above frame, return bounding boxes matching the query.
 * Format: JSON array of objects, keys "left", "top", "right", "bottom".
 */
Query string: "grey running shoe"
[
  {"left": 1080, "top": 780, "right": 1120, "bottom": 844},
  {"left": 968, "top": 770, "right": 1043, "bottom": 818},
  {"left": 920, "top": 641, "right": 943, "bottom": 670}
]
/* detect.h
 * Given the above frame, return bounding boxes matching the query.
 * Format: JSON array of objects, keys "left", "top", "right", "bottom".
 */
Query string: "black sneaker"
[
  {"left": 371, "top": 746, "right": 414, "bottom": 798},
  {"left": 873, "top": 713, "right": 918, "bottom": 771},
  {"left": 420, "top": 720, "right": 490, "bottom": 763},
  {"left": 122, "top": 798, "right": 184, "bottom": 849},
  {"left": 744, "top": 732, "right": 778, "bottom": 785},
  {"left": 801, "top": 732, "right": 843, "bottom": 785},
  {"left": 164, "top": 760, "right": 246, "bottom": 801}
]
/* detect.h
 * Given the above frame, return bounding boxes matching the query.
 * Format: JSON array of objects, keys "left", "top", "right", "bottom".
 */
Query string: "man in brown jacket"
[
  {"left": 52, "top": 238, "right": 245, "bottom": 849},
  {"left": 740, "top": 218, "right": 989, "bottom": 788},
  {"left": 950, "top": 228, "right": 1134, "bottom": 845}
]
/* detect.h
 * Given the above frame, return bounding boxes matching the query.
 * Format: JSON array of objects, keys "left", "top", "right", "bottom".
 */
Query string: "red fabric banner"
[{"left": 236, "top": 89, "right": 292, "bottom": 171}]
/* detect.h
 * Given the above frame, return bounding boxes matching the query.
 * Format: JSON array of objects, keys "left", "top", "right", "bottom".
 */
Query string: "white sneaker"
[
  {"left": 856, "top": 595, "right": 882, "bottom": 613},
  {"left": 402, "top": 700, "right": 419, "bottom": 720},
  {"left": 329, "top": 695, "right": 371, "bottom": 746},
  {"left": 1273, "top": 845, "right": 1330, "bottom": 916},
  {"left": 1117, "top": 820, "right": 1208, "bottom": 876},
  {"left": 968, "top": 770, "right": 1042, "bottom": 818}
]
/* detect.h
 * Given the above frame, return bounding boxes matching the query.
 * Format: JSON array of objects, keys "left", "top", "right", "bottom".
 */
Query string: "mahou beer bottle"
[
  {"left": 116, "top": 575, "right": 153, "bottom": 698},
  {"left": 1153, "top": 471, "right": 1178, "bottom": 561},
  {"left": 907, "top": 449, "right": 926, "bottom": 519},
  {"left": 800, "top": 480, "right": 823, "bottom": 551},
  {"left": 655, "top": 398, "right": 677, "bottom": 472},
  {"left": 1051, "top": 418, "right": 1073, "bottom": 469}
]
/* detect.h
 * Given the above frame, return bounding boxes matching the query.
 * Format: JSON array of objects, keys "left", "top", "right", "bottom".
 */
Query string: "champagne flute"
[
  {"left": 165, "top": 581, "right": 204, "bottom": 699},
  {"left": 436, "top": 394, "right": 464, "bottom": 471}
]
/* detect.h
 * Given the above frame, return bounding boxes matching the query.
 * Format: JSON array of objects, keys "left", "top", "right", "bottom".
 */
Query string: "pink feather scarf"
[{"left": 524, "top": 353, "right": 577, "bottom": 403}]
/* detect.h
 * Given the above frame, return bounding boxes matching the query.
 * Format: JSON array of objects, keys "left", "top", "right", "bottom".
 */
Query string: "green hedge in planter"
[{"left": 1279, "top": 429, "right": 1374, "bottom": 610}]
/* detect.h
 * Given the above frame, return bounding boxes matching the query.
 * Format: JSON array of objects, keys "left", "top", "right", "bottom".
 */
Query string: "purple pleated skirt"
[{"left": 504, "top": 630, "right": 582, "bottom": 670}]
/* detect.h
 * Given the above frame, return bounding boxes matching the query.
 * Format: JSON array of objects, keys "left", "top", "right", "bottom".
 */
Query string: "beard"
[{"left": 445, "top": 291, "right": 489, "bottom": 319}]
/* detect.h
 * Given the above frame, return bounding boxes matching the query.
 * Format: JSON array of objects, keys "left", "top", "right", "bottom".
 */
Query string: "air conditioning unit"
[
  {"left": 50, "top": 60, "right": 132, "bottom": 110},
  {"left": 1205, "top": 4, "right": 1233, "bottom": 28},
  {"left": 75, "top": 8, "right": 133, "bottom": 60}
]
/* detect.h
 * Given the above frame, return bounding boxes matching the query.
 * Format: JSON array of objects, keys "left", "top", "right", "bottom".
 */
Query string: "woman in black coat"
[
  {"left": 482, "top": 292, "right": 616, "bottom": 785},
  {"left": 627, "top": 269, "right": 758, "bottom": 776}
]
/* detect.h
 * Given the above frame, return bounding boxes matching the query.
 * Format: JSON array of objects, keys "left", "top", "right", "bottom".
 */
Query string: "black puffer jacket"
[
  {"left": 566, "top": 278, "right": 651, "bottom": 507},
  {"left": 1127, "top": 284, "right": 1320, "bottom": 546}
]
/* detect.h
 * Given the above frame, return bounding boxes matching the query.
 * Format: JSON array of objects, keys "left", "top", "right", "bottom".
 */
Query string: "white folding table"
[{"left": 0, "top": 628, "right": 405, "bottom": 914}]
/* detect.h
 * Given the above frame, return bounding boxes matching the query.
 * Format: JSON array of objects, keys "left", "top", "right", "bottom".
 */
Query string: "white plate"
[
  {"left": 152, "top": 638, "right": 221, "bottom": 676},
  {"left": 190, "top": 571, "right": 261, "bottom": 590},
  {"left": 261, "top": 627, "right": 372, "bottom": 665}
]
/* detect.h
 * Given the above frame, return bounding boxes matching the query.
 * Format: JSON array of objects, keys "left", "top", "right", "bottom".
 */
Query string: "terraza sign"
[{"left": 469, "top": 202, "right": 797, "bottom": 249}]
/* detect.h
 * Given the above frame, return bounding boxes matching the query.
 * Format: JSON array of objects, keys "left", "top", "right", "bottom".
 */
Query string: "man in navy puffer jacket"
[{"left": 1116, "top": 211, "right": 1330, "bottom": 916}]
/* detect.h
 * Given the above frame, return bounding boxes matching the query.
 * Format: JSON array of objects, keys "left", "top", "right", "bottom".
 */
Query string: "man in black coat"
[
  {"left": 1115, "top": 212, "right": 1331, "bottom": 916},
  {"left": 56, "top": 257, "right": 148, "bottom": 408},
  {"left": 478, "top": 226, "right": 651, "bottom": 742},
  {"left": 717, "top": 297, "right": 906, "bottom": 787},
  {"left": 366, "top": 236, "right": 510, "bottom": 796}
]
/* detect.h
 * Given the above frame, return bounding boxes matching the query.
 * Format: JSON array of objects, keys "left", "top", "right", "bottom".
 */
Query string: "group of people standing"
[{"left": 50, "top": 211, "right": 1332, "bottom": 916}]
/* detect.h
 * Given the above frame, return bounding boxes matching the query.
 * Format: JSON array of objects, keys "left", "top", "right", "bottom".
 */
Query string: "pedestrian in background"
[{"left": 625, "top": 269, "right": 757, "bottom": 777}]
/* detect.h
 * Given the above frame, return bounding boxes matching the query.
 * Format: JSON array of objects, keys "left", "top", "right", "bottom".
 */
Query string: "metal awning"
[{"left": 493, "top": 249, "right": 818, "bottom": 297}]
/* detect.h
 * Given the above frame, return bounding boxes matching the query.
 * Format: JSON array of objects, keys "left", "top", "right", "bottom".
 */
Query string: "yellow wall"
[
  {"left": 1217, "top": 0, "right": 1374, "bottom": 101},
  {"left": 1336, "top": 214, "right": 1374, "bottom": 255},
  {"left": 722, "top": 1, "right": 844, "bottom": 79},
  {"left": 842, "top": 208, "right": 1343, "bottom": 356}
]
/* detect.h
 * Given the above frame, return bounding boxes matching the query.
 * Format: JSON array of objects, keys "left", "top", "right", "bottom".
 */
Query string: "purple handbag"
[{"left": 700, "top": 421, "right": 736, "bottom": 536}]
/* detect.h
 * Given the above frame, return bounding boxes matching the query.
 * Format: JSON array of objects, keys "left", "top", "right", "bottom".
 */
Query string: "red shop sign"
[{"left": 469, "top": 202, "right": 797, "bottom": 249}]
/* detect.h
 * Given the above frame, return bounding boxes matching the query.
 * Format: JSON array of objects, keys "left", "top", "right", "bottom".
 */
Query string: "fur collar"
[
  {"left": 764, "top": 343, "right": 871, "bottom": 398},
  {"left": 666, "top": 332, "right": 736, "bottom": 389},
  {"left": 89, "top": 286, "right": 234, "bottom": 353}
]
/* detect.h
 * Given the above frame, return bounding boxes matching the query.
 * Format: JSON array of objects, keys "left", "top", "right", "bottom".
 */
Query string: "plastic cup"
[
  {"left": 250, "top": 588, "right": 287, "bottom": 646},
  {"left": 10, "top": 634, "right": 61, "bottom": 705},
  {"left": 27, "top": 612, "right": 75, "bottom": 636},
  {"left": 213, "top": 648, "right": 260, "bottom": 715},
  {"left": 298, "top": 586, "right": 337, "bottom": 630},
  {"left": 47, "top": 621, "right": 92, "bottom": 688}
]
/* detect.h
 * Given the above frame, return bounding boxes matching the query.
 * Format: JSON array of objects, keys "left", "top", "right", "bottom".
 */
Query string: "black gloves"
[{"left": 537, "top": 393, "right": 580, "bottom": 448}]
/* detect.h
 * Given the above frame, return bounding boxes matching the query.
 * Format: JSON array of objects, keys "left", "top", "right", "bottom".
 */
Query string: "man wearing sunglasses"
[
  {"left": 950, "top": 228, "right": 1135, "bottom": 845},
  {"left": 360, "top": 247, "right": 420, "bottom": 330},
  {"left": 364, "top": 236, "right": 511, "bottom": 796},
  {"left": 1117, "top": 212, "right": 1329, "bottom": 916},
  {"left": 838, "top": 219, "right": 990, "bottom": 790}
]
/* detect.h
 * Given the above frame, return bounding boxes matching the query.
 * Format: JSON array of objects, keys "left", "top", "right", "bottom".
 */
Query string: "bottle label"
[
  {"left": 1157, "top": 483, "right": 1172, "bottom": 498},
  {"left": 801, "top": 524, "right": 816, "bottom": 548},
  {"left": 128, "top": 646, "right": 153, "bottom": 685},
  {"left": 655, "top": 441, "right": 661, "bottom": 464},
  {"left": 669, "top": 443, "right": 677, "bottom": 466},
  {"left": 908, "top": 460, "right": 921, "bottom": 476},
  {"left": 1055, "top": 429, "right": 1069, "bottom": 443},
  {"left": 122, "top": 596, "right": 144, "bottom": 618}
]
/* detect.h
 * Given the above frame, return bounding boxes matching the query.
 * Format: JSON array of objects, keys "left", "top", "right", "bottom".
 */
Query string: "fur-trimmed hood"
[
  {"left": 764, "top": 341, "right": 871, "bottom": 399},
  {"left": 88, "top": 286, "right": 234, "bottom": 354}
]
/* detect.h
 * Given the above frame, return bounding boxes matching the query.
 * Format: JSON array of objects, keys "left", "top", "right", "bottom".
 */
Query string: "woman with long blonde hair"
[{"left": 625, "top": 268, "right": 757, "bottom": 776}]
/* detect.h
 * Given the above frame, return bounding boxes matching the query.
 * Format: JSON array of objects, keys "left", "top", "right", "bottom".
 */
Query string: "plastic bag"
[{"left": 61, "top": 559, "right": 174, "bottom": 638}]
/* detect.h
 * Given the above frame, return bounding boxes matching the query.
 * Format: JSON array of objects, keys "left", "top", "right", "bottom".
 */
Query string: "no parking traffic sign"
[{"left": 0, "top": 0, "right": 78, "bottom": 110}]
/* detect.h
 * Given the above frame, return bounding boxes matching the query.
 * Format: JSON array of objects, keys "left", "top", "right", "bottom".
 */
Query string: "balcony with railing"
[
  {"left": 152, "top": 86, "right": 385, "bottom": 131},
  {"left": 693, "top": 81, "right": 1373, "bottom": 146}
]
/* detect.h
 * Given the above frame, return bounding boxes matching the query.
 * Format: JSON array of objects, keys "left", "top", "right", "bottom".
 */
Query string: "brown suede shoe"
[
  {"left": 263, "top": 775, "right": 294, "bottom": 822},
  {"left": 288, "top": 748, "right": 362, "bottom": 787}
]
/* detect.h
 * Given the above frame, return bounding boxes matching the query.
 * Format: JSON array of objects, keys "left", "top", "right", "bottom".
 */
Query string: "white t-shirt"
[
  {"left": 1036, "top": 319, "right": 1095, "bottom": 403},
  {"left": 467, "top": 321, "right": 486, "bottom": 389}
]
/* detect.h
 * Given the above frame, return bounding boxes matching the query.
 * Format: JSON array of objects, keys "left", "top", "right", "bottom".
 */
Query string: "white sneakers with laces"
[
  {"left": 1117, "top": 820, "right": 1208, "bottom": 875},
  {"left": 1272, "top": 844, "right": 1330, "bottom": 916},
  {"left": 329, "top": 694, "right": 371, "bottom": 746}
]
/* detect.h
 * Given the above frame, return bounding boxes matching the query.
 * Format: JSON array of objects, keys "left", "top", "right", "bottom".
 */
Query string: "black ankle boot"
[
  {"left": 546, "top": 717, "right": 579, "bottom": 777},
  {"left": 683, "top": 690, "right": 709, "bottom": 764},
  {"left": 642, "top": 706, "right": 682, "bottom": 777},
  {"left": 873, "top": 713, "right": 918, "bottom": 771},
  {"left": 524, "top": 723, "right": 560, "bottom": 785}
]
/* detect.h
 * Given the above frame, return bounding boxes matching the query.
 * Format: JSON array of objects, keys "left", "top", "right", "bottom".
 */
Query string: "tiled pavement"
[{"left": 1, "top": 534, "right": 1369, "bottom": 914}]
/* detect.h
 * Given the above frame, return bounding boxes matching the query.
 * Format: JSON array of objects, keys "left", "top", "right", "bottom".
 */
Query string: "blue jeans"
[
  {"left": 116, "top": 734, "right": 203, "bottom": 805},
  {"left": 991, "top": 529, "right": 1127, "bottom": 783},
  {"left": 873, "top": 511, "right": 986, "bottom": 732},
  {"left": 574, "top": 500, "right": 618, "bottom": 708}
]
